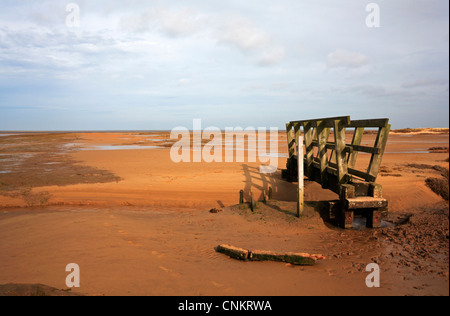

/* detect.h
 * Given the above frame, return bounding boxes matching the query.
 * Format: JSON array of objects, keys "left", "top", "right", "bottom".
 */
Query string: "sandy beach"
[{"left": 0, "top": 130, "right": 448, "bottom": 296}]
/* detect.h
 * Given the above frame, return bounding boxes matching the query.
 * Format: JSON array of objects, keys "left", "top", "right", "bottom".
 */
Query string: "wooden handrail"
[
  {"left": 309, "top": 141, "right": 381, "bottom": 154},
  {"left": 290, "top": 116, "right": 350, "bottom": 128},
  {"left": 348, "top": 119, "right": 389, "bottom": 128}
]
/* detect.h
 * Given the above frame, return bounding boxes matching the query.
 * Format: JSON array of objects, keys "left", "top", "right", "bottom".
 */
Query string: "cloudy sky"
[{"left": 0, "top": 0, "right": 448, "bottom": 130}]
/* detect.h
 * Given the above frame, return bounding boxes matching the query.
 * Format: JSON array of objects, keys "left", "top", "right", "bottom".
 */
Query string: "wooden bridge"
[{"left": 282, "top": 116, "right": 391, "bottom": 229}]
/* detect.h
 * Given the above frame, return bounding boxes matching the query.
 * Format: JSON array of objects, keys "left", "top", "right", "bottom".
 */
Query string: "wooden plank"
[
  {"left": 310, "top": 141, "right": 378, "bottom": 154},
  {"left": 345, "top": 197, "right": 388, "bottom": 209},
  {"left": 286, "top": 123, "right": 295, "bottom": 159},
  {"left": 367, "top": 124, "right": 391, "bottom": 180},
  {"left": 348, "top": 127, "right": 364, "bottom": 169},
  {"left": 216, "top": 245, "right": 325, "bottom": 265},
  {"left": 294, "top": 122, "right": 302, "bottom": 156},
  {"left": 348, "top": 168, "right": 376, "bottom": 182},
  {"left": 348, "top": 119, "right": 389, "bottom": 128},
  {"left": 303, "top": 122, "right": 315, "bottom": 179},
  {"left": 317, "top": 121, "right": 331, "bottom": 187},
  {"left": 249, "top": 250, "right": 324, "bottom": 265},
  {"left": 311, "top": 141, "right": 338, "bottom": 150},
  {"left": 333, "top": 119, "right": 349, "bottom": 184},
  {"left": 349, "top": 144, "right": 380, "bottom": 154},
  {"left": 331, "top": 161, "right": 376, "bottom": 182},
  {"left": 314, "top": 159, "right": 376, "bottom": 182},
  {"left": 216, "top": 245, "right": 248, "bottom": 261},
  {"left": 249, "top": 250, "right": 285, "bottom": 262},
  {"left": 290, "top": 116, "right": 351, "bottom": 127}
]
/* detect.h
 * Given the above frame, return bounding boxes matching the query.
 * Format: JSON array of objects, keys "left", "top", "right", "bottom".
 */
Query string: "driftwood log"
[
  {"left": 215, "top": 244, "right": 248, "bottom": 261},
  {"left": 215, "top": 244, "right": 325, "bottom": 266}
]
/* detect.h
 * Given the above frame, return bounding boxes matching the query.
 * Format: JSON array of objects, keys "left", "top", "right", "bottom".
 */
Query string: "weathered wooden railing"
[{"left": 282, "top": 116, "right": 391, "bottom": 229}]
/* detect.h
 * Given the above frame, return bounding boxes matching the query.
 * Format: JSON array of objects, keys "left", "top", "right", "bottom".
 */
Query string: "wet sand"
[{"left": 0, "top": 131, "right": 448, "bottom": 296}]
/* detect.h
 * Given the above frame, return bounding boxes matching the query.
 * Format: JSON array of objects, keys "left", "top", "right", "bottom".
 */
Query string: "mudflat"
[{"left": 0, "top": 130, "right": 448, "bottom": 296}]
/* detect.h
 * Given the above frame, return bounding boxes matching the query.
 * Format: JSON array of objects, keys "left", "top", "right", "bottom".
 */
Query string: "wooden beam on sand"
[
  {"left": 215, "top": 245, "right": 248, "bottom": 261},
  {"left": 250, "top": 250, "right": 319, "bottom": 266},
  {"left": 215, "top": 244, "right": 325, "bottom": 266}
]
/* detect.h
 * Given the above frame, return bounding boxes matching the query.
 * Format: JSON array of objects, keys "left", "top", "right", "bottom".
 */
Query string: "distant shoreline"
[
  {"left": 0, "top": 130, "right": 171, "bottom": 134},
  {"left": 0, "top": 127, "right": 448, "bottom": 135}
]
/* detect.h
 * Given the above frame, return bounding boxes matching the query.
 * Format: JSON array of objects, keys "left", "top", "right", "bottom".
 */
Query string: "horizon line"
[{"left": 1, "top": 127, "right": 449, "bottom": 134}]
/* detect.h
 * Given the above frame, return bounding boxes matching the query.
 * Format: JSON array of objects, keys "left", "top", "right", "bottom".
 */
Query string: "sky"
[{"left": 0, "top": 0, "right": 448, "bottom": 131}]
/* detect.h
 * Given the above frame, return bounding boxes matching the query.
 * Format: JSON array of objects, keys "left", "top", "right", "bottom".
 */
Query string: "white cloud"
[
  {"left": 217, "top": 15, "right": 286, "bottom": 66},
  {"left": 258, "top": 46, "right": 286, "bottom": 66},
  {"left": 159, "top": 8, "right": 206, "bottom": 38},
  {"left": 178, "top": 78, "right": 191, "bottom": 86},
  {"left": 120, "top": 7, "right": 207, "bottom": 38},
  {"left": 120, "top": 8, "right": 286, "bottom": 66},
  {"left": 402, "top": 78, "right": 449, "bottom": 88},
  {"left": 327, "top": 49, "right": 369, "bottom": 69},
  {"left": 218, "top": 16, "right": 270, "bottom": 51}
]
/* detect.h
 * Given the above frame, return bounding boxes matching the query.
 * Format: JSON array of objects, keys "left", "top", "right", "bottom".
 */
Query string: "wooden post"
[
  {"left": 250, "top": 192, "right": 255, "bottom": 212},
  {"left": 366, "top": 210, "right": 381, "bottom": 228},
  {"left": 316, "top": 120, "right": 331, "bottom": 188},
  {"left": 333, "top": 119, "right": 349, "bottom": 184},
  {"left": 286, "top": 123, "right": 296, "bottom": 159},
  {"left": 297, "top": 135, "right": 304, "bottom": 217},
  {"left": 239, "top": 190, "right": 244, "bottom": 204},
  {"left": 303, "top": 122, "right": 315, "bottom": 179},
  {"left": 342, "top": 210, "right": 354, "bottom": 229},
  {"left": 268, "top": 187, "right": 273, "bottom": 200}
]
